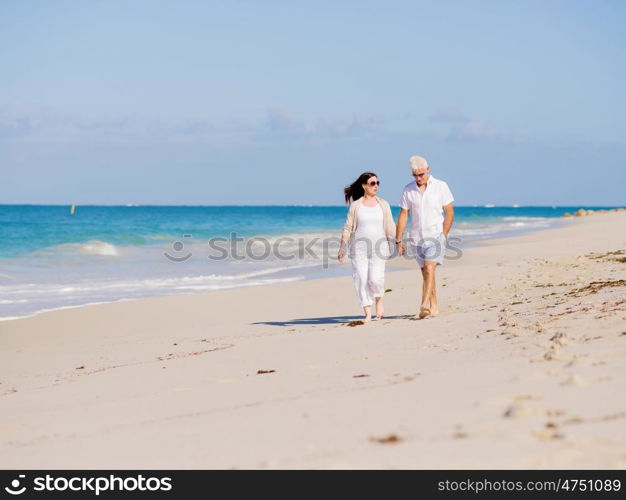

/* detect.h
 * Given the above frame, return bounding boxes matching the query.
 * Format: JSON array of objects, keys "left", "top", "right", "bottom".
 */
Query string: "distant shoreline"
[
  {"left": 0, "top": 212, "right": 582, "bottom": 322},
  {"left": 1, "top": 206, "right": 623, "bottom": 322}
]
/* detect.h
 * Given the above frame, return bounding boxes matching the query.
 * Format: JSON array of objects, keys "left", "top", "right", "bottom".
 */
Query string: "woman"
[{"left": 338, "top": 172, "right": 396, "bottom": 322}]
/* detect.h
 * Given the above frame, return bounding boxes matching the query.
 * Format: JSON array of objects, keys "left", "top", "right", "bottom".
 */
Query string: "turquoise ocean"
[{"left": 0, "top": 205, "right": 619, "bottom": 320}]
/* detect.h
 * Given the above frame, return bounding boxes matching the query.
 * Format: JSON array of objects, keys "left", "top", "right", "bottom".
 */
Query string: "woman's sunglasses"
[{"left": 366, "top": 180, "right": 380, "bottom": 186}]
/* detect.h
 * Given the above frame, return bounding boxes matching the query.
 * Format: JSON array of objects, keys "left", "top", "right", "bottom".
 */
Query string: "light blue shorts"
[{"left": 410, "top": 234, "right": 446, "bottom": 268}]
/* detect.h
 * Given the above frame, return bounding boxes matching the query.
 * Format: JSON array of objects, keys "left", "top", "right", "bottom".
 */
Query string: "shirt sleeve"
[
  {"left": 340, "top": 203, "right": 355, "bottom": 247},
  {"left": 441, "top": 182, "right": 454, "bottom": 206},
  {"left": 399, "top": 188, "right": 410, "bottom": 210}
]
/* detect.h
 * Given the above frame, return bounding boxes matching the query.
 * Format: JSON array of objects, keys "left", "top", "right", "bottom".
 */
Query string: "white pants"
[{"left": 350, "top": 246, "right": 387, "bottom": 308}]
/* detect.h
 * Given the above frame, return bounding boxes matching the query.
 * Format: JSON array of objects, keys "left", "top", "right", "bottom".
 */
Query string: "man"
[{"left": 396, "top": 156, "right": 454, "bottom": 319}]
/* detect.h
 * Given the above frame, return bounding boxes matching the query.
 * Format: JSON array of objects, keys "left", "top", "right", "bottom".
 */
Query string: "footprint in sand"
[
  {"left": 564, "top": 356, "right": 591, "bottom": 368},
  {"left": 533, "top": 428, "right": 565, "bottom": 441},
  {"left": 503, "top": 402, "right": 537, "bottom": 418},
  {"left": 561, "top": 374, "right": 589, "bottom": 387},
  {"left": 533, "top": 422, "right": 565, "bottom": 441},
  {"left": 550, "top": 331, "right": 568, "bottom": 347},
  {"left": 503, "top": 400, "right": 565, "bottom": 419},
  {"left": 543, "top": 345, "right": 560, "bottom": 361}
]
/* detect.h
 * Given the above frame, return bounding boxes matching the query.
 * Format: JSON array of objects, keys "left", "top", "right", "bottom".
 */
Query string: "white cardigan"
[{"left": 340, "top": 196, "right": 396, "bottom": 251}]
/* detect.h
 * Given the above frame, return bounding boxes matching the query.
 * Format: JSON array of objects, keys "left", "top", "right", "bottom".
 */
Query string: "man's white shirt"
[{"left": 399, "top": 175, "right": 454, "bottom": 243}]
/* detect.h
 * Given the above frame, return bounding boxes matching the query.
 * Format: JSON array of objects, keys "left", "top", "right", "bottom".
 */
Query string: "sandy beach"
[{"left": 1, "top": 212, "right": 625, "bottom": 469}]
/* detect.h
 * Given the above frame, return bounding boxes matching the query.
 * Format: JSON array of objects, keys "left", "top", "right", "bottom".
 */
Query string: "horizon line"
[{"left": 1, "top": 204, "right": 625, "bottom": 209}]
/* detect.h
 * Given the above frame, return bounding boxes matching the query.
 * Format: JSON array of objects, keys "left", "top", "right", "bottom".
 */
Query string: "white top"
[
  {"left": 399, "top": 175, "right": 454, "bottom": 242},
  {"left": 351, "top": 203, "right": 388, "bottom": 257},
  {"left": 354, "top": 203, "right": 385, "bottom": 241}
]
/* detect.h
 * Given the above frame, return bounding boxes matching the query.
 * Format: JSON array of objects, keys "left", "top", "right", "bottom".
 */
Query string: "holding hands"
[{"left": 396, "top": 240, "right": 405, "bottom": 256}]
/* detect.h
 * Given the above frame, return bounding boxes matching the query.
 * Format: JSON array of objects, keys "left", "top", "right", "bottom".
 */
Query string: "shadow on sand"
[{"left": 252, "top": 315, "right": 412, "bottom": 326}]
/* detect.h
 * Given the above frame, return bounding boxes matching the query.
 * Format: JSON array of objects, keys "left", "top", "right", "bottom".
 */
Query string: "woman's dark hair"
[{"left": 344, "top": 172, "right": 378, "bottom": 204}]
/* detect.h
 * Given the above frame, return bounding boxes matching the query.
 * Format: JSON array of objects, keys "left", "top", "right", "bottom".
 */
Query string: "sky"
[{"left": 1, "top": 0, "right": 625, "bottom": 206}]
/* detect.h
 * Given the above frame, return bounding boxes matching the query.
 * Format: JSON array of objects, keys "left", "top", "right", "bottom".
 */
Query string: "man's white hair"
[{"left": 409, "top": 155, "right": 429, "bottom": 172}]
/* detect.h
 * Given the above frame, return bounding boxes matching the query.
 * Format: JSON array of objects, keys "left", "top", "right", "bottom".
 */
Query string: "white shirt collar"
[{"left": 410, "top": 174, "right": 437, "bottom": 190}]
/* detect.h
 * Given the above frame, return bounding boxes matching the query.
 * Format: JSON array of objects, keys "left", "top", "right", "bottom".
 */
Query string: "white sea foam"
[
  {"left": 76, "top": 240, "right": 120, "bottom": 256},
  {"left": 501, "top": 216, "right": 548, "bottom": 221},
  {"left": 450, "top": 216, "right": 554, "bottom": 239},
  {"left": 0, "top": 274, "right": 307, "bottom": 322},
  {"left": 26, "top": 240, "right": 121, "bottom": 257}
]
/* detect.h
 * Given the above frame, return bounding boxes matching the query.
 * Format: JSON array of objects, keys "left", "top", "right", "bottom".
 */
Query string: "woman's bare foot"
[
  {"left": 418, "top": 306, "right": 431, "bottom": 319},
  {"left": 363, "top": 306, "right": 372, "bottom": 323},
  {"left": 375, "top": 298, "right": 384, "bottom": 320}
]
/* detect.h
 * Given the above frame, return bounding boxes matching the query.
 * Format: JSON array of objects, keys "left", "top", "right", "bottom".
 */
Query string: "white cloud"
[
  {"left": 264, "top": 109, "right": 383, "bottom": 139},
  {"left": 449, "top": 118, "right": 501, "bottom": 141},
  {"left": 429, "top": 107, "right": 520, "bottom": 143},
  {"left": 428, "top": 108, "right": 467, "bottom": 124},
  {"left": 0, "top": 105, "right": 384, "bottom": 146}
]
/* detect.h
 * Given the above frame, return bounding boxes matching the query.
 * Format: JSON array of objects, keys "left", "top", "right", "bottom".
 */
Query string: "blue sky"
[{"left": 1, "top": 0, "right": 624, "bottom": 205}]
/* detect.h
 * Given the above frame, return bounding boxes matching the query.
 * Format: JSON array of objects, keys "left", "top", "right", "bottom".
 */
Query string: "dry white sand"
[{"left": 1, "top": 212, "right": 625, "bottom": 469}]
